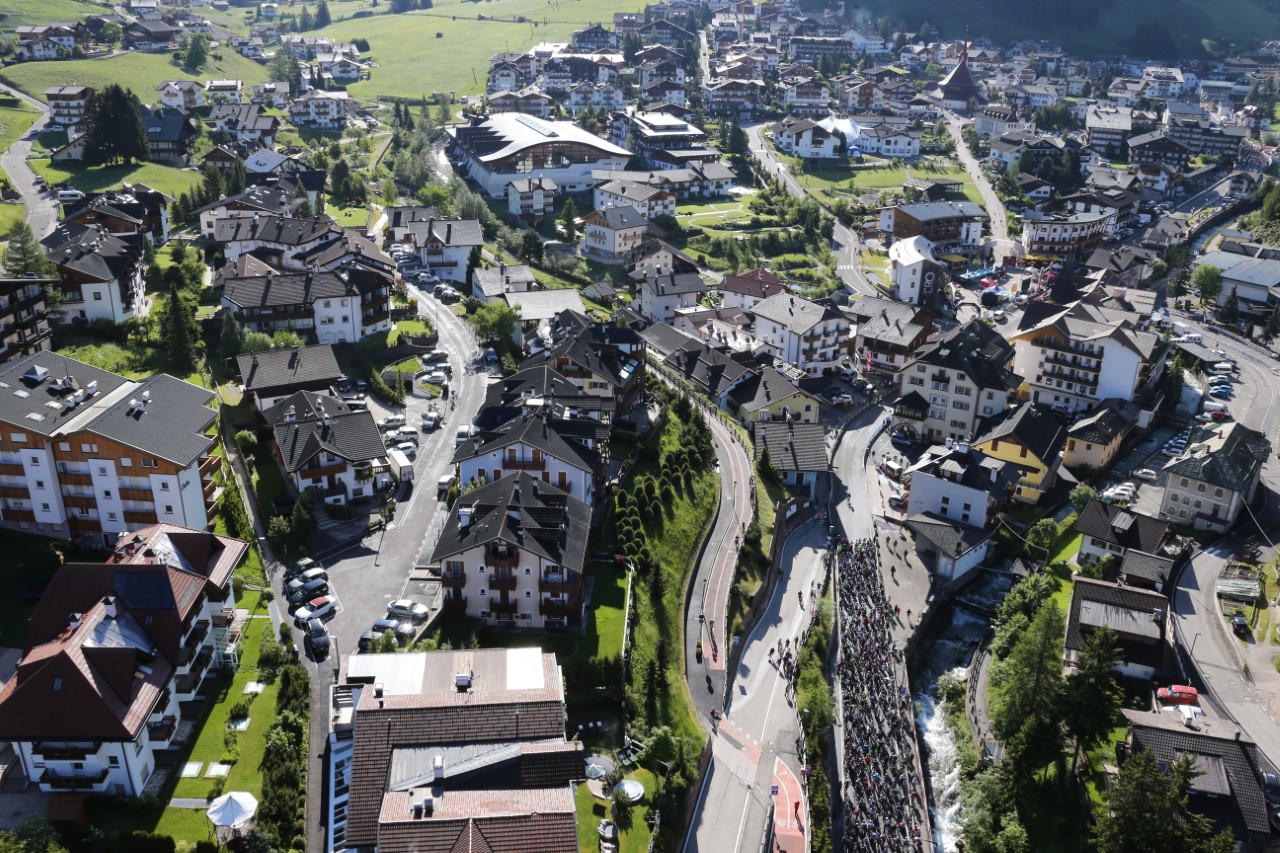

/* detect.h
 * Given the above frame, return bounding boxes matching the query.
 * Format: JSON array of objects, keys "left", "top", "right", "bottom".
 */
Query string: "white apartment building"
[
  {"left": 593, "top": 181, "right": 677, "bottom": 220},
  {"left": 0, "top": 354, "right": 220, "bottom": 544},
  {"left": 749, "top": 293, "right": 851, "bottom": 377},
  {"left": 1161, "top": 422, "right": 1270, "bottom": 533},
  {"left": 453, "top": 415, "right": 601, "bottom": 506},
  {"left": 581, "top": 206, "right": 649, "bottom": 262}
]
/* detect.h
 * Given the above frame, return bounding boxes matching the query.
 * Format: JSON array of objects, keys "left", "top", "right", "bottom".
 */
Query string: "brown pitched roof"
[{"left": 377, "top": 788, "right": 577, "bottom": 853}]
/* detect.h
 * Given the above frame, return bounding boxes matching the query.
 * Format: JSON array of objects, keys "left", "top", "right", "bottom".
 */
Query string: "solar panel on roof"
[{"left": 514, "top": 113, "right": 558, "bottom": 138}]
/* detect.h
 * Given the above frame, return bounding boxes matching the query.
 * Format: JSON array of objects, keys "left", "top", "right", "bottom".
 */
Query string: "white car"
[
  {"left": 1133, "top": 469, "right": 1159, "bottom": 482},
  {"left": 421, "top": 411, "right": 440, "bottom": 431},
  {"left": 388, "top": 599, "right": 429, "bottom": 621},
  {"left": 293, "top": 596, "right": 337, "bottom": 626}
]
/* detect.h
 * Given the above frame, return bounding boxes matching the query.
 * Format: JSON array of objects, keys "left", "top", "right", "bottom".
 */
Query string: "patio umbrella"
[
  {"left": 206, "top": 791, "right": 259, "bottom": 842},
  {"left": 585, "top": 763, "right": 607, "bottom": 780}
]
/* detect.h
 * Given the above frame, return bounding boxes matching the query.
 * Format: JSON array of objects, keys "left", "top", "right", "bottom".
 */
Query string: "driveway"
[{"left": 0, "top": 82, "right": 57, "bottom": 238}]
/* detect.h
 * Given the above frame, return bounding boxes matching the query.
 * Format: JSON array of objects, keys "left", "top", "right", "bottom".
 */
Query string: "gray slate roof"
[
  {"left": 85, "top": 374, "right": 216, "bottom": 466},
  {"left": 430, "top": 472, "right": 589, "bottom": 572},
  {"left": 752, "top": 421, "right": 827, "bottom": 473},
  {"left": 750, "top": 293, "right": 843, "bottom": 335},
  {"left": 273, "top": 409, "right": 386, "bottom": 471},
  {"left": 1065, "top": 577, "right": 1169, "bottom": 669},
  {"left": 1119, "top": 549, "right": 1175, "bottom": 587},
  {"left": 1073, "top": 498, "right": 1169, "bottom": 554},
  {"left": 1067, "top": 399, "right": 1138, "bottom": 444},
  {"left": 974, "top": 404, "right": 1067, "bottom": 465},
  {"left": 452, "top": 414, "right": 600, "bottom": 473},
  {"left": 213, "top": 214, "right": 342, "bottom": 246},
  {"left": 1165, "top": 421, "right": 1270, "bottom": 493},
  {"left": 903, "top": 512, "right": 993, "bottom": 559},
  {"left": 904, "top": 320, "right": 1019, "bottom": 393},
  {"left": 235, "top": 345, "right": 342, "bottom": 393},
  {"left": 1123, "top": 708, "right": 1270, "bottom": 837}
]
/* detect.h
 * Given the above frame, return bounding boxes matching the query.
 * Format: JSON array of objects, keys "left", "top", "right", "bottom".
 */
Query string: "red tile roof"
[{"left": 376, "top": 788, "right": 578, "bottom": 853}]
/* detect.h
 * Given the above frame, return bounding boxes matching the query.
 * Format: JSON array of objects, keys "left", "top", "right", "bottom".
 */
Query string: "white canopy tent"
[{"left": 206, "top": 791, "right": 259, "bottom": 842}]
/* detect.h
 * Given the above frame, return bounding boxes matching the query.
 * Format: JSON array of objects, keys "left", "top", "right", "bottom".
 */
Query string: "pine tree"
[
  {"left": 2, "top": 222, "right": 52, "bottom": 277},
  {"left": 184, "top": 34, "right": 208, "bottom": 71},
  {"left": 560, "top": 197, "right": 578, "bottom": 240},
  {"left": 314, "top": 0, "right": 331, "bottom": 27},
  {"left": 299, "top": 5, "right": 313, "bottom": 30},
  {"left": 1220, "top": 285, "right": 1240, "bottom": 325},
  {"left": 82, "top": 85, "right": 150, "bottom": 166},
  {"left": 164, "top": 285, "right": 196, "bottom": 373},
  {"left": 220, "top": 312, "right": 244, "bottom": 357},
  {"left": 1059, "top": 627, "right": 1122, "bottom": 775}
]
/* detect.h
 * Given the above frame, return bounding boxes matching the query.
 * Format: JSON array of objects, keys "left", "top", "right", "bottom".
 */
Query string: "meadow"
[{"left": 0, "top": 51, "right": 272, "bottom": 102}]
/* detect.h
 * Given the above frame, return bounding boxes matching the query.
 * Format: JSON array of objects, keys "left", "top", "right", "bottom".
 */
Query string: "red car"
[
  {"left": 1157, "top": 685, "right": 1199, "bottom": 705},
  {"left": 980, "top": 277, "right": 998, "bottom": 288}
]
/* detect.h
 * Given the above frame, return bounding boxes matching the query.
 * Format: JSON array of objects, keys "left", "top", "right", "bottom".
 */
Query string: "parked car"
[
  {"left": 395, "top": 441, "right": 417, "bottom": 457},
  {"left": 283, "top": 557, "right": 319, "bottom": 580},
  {"left": 1156, "top": 684, "right": 1199, "bottom": 705},
  {"left": 425, "top": 371, "right": 449, "bottom": 386},
  {"left": 380, "top": 414, "right": 406, "bottom": 429},
  {"left": 287, "top": 578, "right": 330, "bottom": 606},
  {"left": 1211, "top": 410, "right": 1232, "bottom": 422},
  {"left": 890, "top": 432, "right": 916, "bottom": 449},
  {"left": 357, "top": 630, "right": 381, "bottom": 652},
  {"left": 387, "top": 598, "right": 429, "bottom": 621},
  {"left": 1209, "top": 386, "right": 1232, "bottom": 398},
  {"left": 294, "top": 597, "right": 337, "bottom": 626},
  {"left": 887, "top": 494, "right": 907, "bottom": 510},
  {"left": 421, "top": 411, "right": 440, "bottom": 431},
  {"left": 371, "top": 617, "right": 415, "bottom": 640},
  {"left": 304, "top": 618, "right": 331, "bottom": 658},
  {"left": 1133, "top": 469, "right": 1159, "bottom": 482},
  {"left": 1262, "top": 771, "right": 1280, "bottom": 807},
  {"left": 284, "top": 567, "right": 328, "bottom": 591},
  {"left": 830, "top": 393, "right": 854, "bottom": 406},
  {"left": 1232, "top": 615, "right": 1250, "bottom": 636},
  {"left": 1207, "top": 376, "right": 1233, "bottom": 387}
]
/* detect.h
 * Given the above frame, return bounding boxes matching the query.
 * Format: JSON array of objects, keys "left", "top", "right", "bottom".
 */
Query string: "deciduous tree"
[{"left": 1192, "top": 263, "right": 1222, "bottom": 308}]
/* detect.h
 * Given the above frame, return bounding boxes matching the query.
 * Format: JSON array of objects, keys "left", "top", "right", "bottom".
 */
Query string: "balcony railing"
[
  {"left": 176, "top": 647, "right": 214, "bottom": 694},
  {"left": 487, "top": 572, "right": 518, "bottom": 592},
  {"left": 199, "top": 455, "right": 219, "bottom": 477},
  {"left": 178, "top": 621, "right": 211, "bottom": 666},
  {"left": 38, "top": 768, "right": 109, "bottom": 790},
  {"left": 1043, "top": 351, "right": 1100, "bottom": 372},
  {"left": 0, "top": 485, "right": 30, "bottom": 499},
  {"left": 441, "top": 571, "right": 465, "bottom": 589},
  {"left": 443, "top": 594, "right": 467, "bottom": 614},
  {"left": 119, "top": 487, "right": 154, "bottom": 502},
  {"left": 301, "top": 462, "right": 348, "bottom": 479},
  {"left": 32, "top": 744, "right": 97, "bottom": 761},
  {"left": 489, "top": 598, "right": 519, "bottom": 616},
  {"left": 540, "top": 598, "right": 576, "bottom": 618},
  {"left": 503, "top": 457, "right": 546, "bottom": 471},
  {"left": 0, "top": 462, "right": 25, "bottom": 476}
]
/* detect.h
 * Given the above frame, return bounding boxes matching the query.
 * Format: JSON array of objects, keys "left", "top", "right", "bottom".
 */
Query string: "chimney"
[
  {"left": 433, "top": 754, "right": 445, "bottom": 782},
  {"left": 103, "top": 595, "right": 119, "bottom": 619},
  {"left": 459, "top": 506, "right": 472, "bottom": 529},
  {"left": 67, "top": 612, "right": 83, "bottom": 633}
]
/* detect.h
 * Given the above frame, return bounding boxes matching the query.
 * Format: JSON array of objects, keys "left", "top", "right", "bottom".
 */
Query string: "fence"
[{"left": 964, "top": 636, "right": 1001, "bottom": 765}]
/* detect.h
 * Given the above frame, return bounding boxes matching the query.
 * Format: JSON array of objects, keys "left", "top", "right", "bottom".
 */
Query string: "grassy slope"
[
  {"left": 859, "top": 0, "right": 1277, "bottom": 57},
  {"left": 0, "top": 51, "right": 271, "bottom": 103},
  {"left": 319, "top": 0, "right": 649, "bottom": 101},
  {"left": 0, "top": 0, "right": 106, "bottom": 29},
  {"left": 31, "top": 158, "right": 202, "bottom": 199}
]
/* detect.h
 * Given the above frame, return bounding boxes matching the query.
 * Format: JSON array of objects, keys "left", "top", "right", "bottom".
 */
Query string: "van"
[
  {"left": 1210, "top": 362, "right": 1235, "bottom": 374},
  {"left": 1202, "top": 400, "right": 1229, "bottom": 414},
  {"left": 880, "top": 460, "right": 903, "bottom": 481},
  {"left": 437, "top": 473, "right": 456, "bottom": 497},
  {"left": 56, "top": 188, "right": 84, "bottom": 202},
  {"left": 1176, "top": 333, "right": 1203, "bottom": 345},
  {"left": 387, "top": 448, "right": 414, "bottom": 482},
  {"left": 455, "top": 425, "right": 474, "bottom": 445}
]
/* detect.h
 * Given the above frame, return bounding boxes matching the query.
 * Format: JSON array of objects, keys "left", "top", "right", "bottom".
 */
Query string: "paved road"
[
  {"left": 684, "top": 523, "right": 829, "bottom": 853},
  {"left": 0, "top": 82, "right": 57, "bottom": 238},
  {"left": 684, "top": 408, "right": 754, "bottom": 724},
  {"left": 1170, "top": 317, "right": 1280, "bottom": 772},
  {"left": 301, "top": 292, "right": 490, "bottom": 853},
  {"left": 944, "top": 113, "right": 1007, "bottom": 243}
]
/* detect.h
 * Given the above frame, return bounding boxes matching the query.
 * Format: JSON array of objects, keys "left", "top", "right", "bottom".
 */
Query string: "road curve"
[{"left": 0, "top": 81, "right": 57, "bottom": 238}]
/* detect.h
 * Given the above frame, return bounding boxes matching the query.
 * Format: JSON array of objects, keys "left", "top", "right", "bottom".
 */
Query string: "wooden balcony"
[
  {"left": 0, "top": 485, "right": 30, "bottom": 499},
  {"left": 32, "top": 744, "right": 97, "bottom": 761},
  {"left": 68, "top": 517, "right": 102, "bottom": 533},
  {"left": 486, "top": 549, "right": 518, "bottom": 569},
  {"left": 124, "top": 510, "right": 157, "bottom": 525},
  {"left": 4, "top": 509, "right": 35, "bottom": 522},
  {"left": 539, "top": 576, "right": 579, "bottom": 598},
  {"left": 119, "top": 487, "right": 154, "bottom": 502},
  {"left": 503, "top": 458, "right": 545, "bottom": 471},
  {"left": 442, "top": 595, "right": 467, "bottom": 614},
  {"left": 540, "top": 598, "right": 576, "bottom": 619},
  {"left": 0, "top": 462, "right": 26, "bottom": 476},
  {"left": 199, "top": 455, "right": 219, "bottom": 477},
  {"left": 487, "top": 572, "right": 518, "bottom": 592},
  {"left": 441, "top": 571, "right": 466, "bottom": 589},
  {"left": 62, "top": 494, "right": 95, "bottom": 508},
  {"left": 57, "top": 472, "right": 92, "bottom": 485},
  {"left": 300, "top": 462, "right": 348, "bottom": 479},
  {"left": 38, "top": 768, "right": 109, "bottom": 790},
  {"left": 488, "top": 598, "right": 519, "bottom": 616}
]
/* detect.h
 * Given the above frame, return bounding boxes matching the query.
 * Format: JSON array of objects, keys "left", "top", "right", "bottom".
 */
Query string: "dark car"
[
  {"left": 371, "top": 617, "right": 414, "bottom": 639},
  {"left": 357, "top": 630, "right": 381, "bottom": 652},
  {"left": 288, "top": 578, "right": 330, "bottom": 607},
  {"left": 283, "top": 558, "right": 318, "bottom": 581},
  {"left": 284, "top": 567, "right": 328, "bottom": 593},
  {"left": 1262, "top": 771, "right": 1280, "bottom": 806},
  {"left": 1231, "top": 615, "right": 1250, "bottom": 636},
  {"left": 304, "top": 618, "right": 330, "bottom": 658},
  {"left": 890, "top": 432, "right": 916, "bottom": 449}
]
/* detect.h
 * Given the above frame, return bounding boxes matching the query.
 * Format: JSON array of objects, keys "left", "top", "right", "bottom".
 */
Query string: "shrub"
[
  {"left": 235, "top": 430, "right": 258, "bottom": 455},
  {"left": 123, "top": 831, "right": 177, "bottom": 853},
  {"left": 259, "top": 640, "right": 287, "bottom": 674}
]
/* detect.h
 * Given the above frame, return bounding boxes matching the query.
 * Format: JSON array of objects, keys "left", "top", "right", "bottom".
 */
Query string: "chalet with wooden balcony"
[
  {"left": 0, "top": 353, "right": 220, "bottom": 546},
  {"left": 430, "top": 472, "right": 589, "bottom": 629},
  {"left": 42, "top": 222, "right": 148, "bottom": 326},
  {"left": 454, "top": 411, "right": 604, "bottom": 506},
  {"left": 220, "top": 263, "right": 393, "bottom": 345},
  {"left": 0, "top": 524, "right": 247, "bottom": 797},
  {"left": 234, "top": 344, "right": 343, "bottom": 412},
  {"left": 521, "top": 310, "right": 647, "bottom": 413},
  {"left": 749, "top": 293, "right": 852, "bottom": 377},
  {"left": 273, "top": 409, "right": 391, "bottom": 506},
  {"left": 63, "top": 184, "right": 175, "bottom": 246},
  {"left": 0, "top": 278, "right": 54, "bottom": 365},
  {"left": 484, "top": 364, "right": 618, "bottom": 425}
]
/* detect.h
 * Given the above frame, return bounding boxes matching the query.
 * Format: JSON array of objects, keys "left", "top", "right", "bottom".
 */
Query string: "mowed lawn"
[
  {"left": 0, "top": 103, "right": 40, "bottom": 154},
  {"left": 320, "top": 0, "right": 649, "bottom": 100},
  {"left": 31, "top": 158, "right": 202, "bottom": 199},
  {"left": 800, "top": 159, "right": 984, "bottom": 206},
  {"left": 0, "top": 51, "right": 271, "bottom": 102}
]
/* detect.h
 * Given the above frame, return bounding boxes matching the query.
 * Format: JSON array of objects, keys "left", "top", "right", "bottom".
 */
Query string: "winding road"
[{"left": 0, "top": 82, "right": 56, "bottom": 238}]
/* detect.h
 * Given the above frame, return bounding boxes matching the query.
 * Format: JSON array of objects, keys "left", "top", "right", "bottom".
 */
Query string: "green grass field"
[
  {"left": 0, "top": 0, "right": 107, "bottom": 29},
  {"left": 319, "top": 0, "right": 649, "bottom": 101},
  {"left": 30, "top": 158, "right": 202, "bottom": 199},
  {"left": 0, "top": 203, "right": 26, "bottom": 238},
  {"left": 0, "top": 103, "right": 40, "bottom": 155},
  {"left": 0, "top": 51, "right": 272, "bottom": 103},
  {"left": 799, "top": 159, "right": 983, "bottom": 207}
]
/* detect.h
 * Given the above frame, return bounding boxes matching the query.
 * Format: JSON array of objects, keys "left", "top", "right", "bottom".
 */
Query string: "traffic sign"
[{"left": 771, "top": 785, "right": 779, "bottom": 796}]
